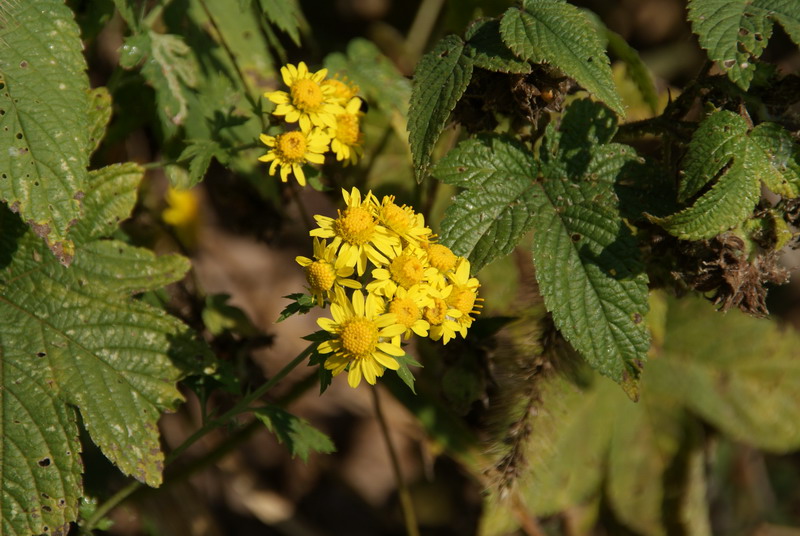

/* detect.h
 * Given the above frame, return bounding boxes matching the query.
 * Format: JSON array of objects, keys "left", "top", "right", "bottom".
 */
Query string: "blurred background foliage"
[{"left": 63, "top": 0, "right": 800, "bottom": 534}]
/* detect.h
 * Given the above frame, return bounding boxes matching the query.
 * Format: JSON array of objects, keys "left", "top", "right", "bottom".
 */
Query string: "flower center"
[
  {"left": 389, "top": 297, "right": 421, "bottom": 328},
  {"left": 277, "top": 131, "right": 307, "bottom": 161},
  {"left": 335, "top": 206, "right": 376, "bottom": 245},
  {"left": 306, "top": 261, "right": 336, "bottom": 291},
  {"left": 448, "top": 286, "right": 477, "bottom": 316},
  {"left": 323, "top": 78, "right": 358, "bottom": 102},
  {"left": 290, "top": 79, "right": 323, "bottom": 110},
  {"left": 381, "top": 202, "right": 411, "bottom": 234},
  {"left": 335, "top": 114, "right": 360, "bottom": 145},
  {"left": 389, "top": 254, "right": 424, "bottom": 289},
  {"left": 340, "top": 317, "right": 379, "bottom": 358},
  {"left": 427, "top": 244, "right": 457, "bottom": 272},
  {"left": 423, "top": 298, "right": 448, "bottom": 326}
]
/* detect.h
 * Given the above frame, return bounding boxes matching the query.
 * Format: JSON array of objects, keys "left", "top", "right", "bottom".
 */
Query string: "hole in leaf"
[
  {"left": 42, "top": 506, "right": 52, "bottom": 513},
  {"left": 34, "top": 181, "right": 39, "bottom": 186},
  {"left": 1, "top": 173, "right": 6, "bottom": 179},
  {"left": 58, "top": 499, "right": 66, "bottom": 506},
  {"left": 0, "top": 109, "right": 4, "bottom": 115},
  {"left": 42, "top": 493, "right": 50, "bottom": 499},
  {"left": 19, "top": 60, "right": 28, "bottom": 68},
  {"left": 633, "top": 313, "right": 643, "bottom": 324},
  {"left": 38, "top": 458, "right": 51, "bottom": 467},
  {"left": 37, "top": 351, "right": 46, "bottom": 357},
  {"left": 0, "top": 82, "right": 4, "bottom": 89},
  {"left": 15, "top": 132, "right": 22, "bottom": 139},
  {"left": 571, "top": 233, "right": 581, "bottom": 242}
]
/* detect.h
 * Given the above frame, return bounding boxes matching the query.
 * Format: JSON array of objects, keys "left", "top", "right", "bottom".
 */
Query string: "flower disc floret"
[
  {"left": 259, "top": 129, "right": 330, "bottom": 187},
  {"left": 389, "top": 254, "right": 424, "bottom": 289},
  {"left": 335, "top": 206, "right": 375, "bottom": 245},
  {"left": 306, "top": 261, "right": 336, "bottom": 292},
  {"left": 340, "top": 317, "right": 379, "bottom": 357},
  {"left": 296, "top": 238, "right": 361, "bottom": 306},
  {"left": 291, "top": 78, "right": 324, "bottom": 110}
]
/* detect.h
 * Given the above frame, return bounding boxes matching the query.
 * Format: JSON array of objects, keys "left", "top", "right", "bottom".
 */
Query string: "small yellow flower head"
[
  {"left": 388, "top": 286, "right": 431, "bottom": 339},
  {"left": 310, "top": 187, "right": 400, "bottom": 275},
  {"left": 317, "top": 289, "right": 406, "bottom": 388},
  {"left": 162, "top": 187, "right": 201, "bottom": 248},
  {"left": 426, "top": 243, "right": 458, "bottom": 273},
  {"left": 322, "top": 76, "right": 360, "bottom": 106},
  {"left": 445, "top": 258, "right": 483, "bottom": 337},
  {"left": 328, "top": 97, "right": 364, "bottom": 165},
  {"left": 296, "top": 238, "right": 361, "bottom": 306},
  {"left": 377, "top": 195, "right": 432, "bottom": 246},
  {"left": 367, "top": 245, "right": 435, "bottom": 298},
  {"left": 423, "top": 296, "right": 460, "bottom": 344},
  {"left": 265, "top": 62, "right": 344, "bottom": 131},
  {"left": 259, "top": 128, "right": 330, "bottom": 186}
]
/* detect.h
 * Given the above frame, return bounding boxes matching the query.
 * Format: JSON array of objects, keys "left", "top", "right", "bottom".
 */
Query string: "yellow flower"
[
  {"left": 265, "top": 62, "right": 343, "bottom": 131},
  {"left": 424, "top": 242, "right": 458, "bottom": 273},
  {"left": 367, "top": 245, "right": 436, "bottom": 299},
  {"left": 445, "top": 258, "right": 482, "bottom": 337},
  {"left": 162, "top": 187, "right": 201, "bottom": 248},
  {"left": 258, "top": 128, "right": 329, "bottom": 186},
  {"left": 422, "top": 295, "right": 461, "bottom": 344},
  {"left": 322, "top": 76, "right": 360, "bottom": 106},
  {"left": 296, "top": 238, "right": 361, "bottom": 306},
  {"left": 377, "top": 195, "right": 432, "bottom": 247},
  {"left": 317, "top": 289, "right": 406, "bottom": 388},
  {"left": 328, "top": 97, "right": 364, "bottom": 165},
  {"left": 310, "top": 187, "right": 400, "bottom": 276},
  {"left": 387, "top": 286, "right": 431, "bottom": 340}
]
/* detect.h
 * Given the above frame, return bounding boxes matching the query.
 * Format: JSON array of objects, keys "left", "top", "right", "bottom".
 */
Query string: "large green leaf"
[
  {"left": 0, "top": 164, "right": 208, "bottom": 533},
  {"left": 0, "top": 0, "right": 90, "bottom": 265},
  {"left": 499, "top": 1, "right": 624, "bottom": 115},
  {"left": 688, "top": 0, "right": 800, "bottom": 89},
  {"left": 465, "top": 18, "right": 532, "bottom": 74},
  {"left": 435, "top": 100, "right": 649, "bottom": 392},
  {"left": 654, "top": 112, "right": 800, "bottom": 240},
  {"left": 435, "top": 135, "right": 540, "bottom": 272},
  {"left": 479, "top": 295, "right": 800, "bottom": 536},
  {"left": 408, "top": 35, "right": 473, "bottom": 182}
]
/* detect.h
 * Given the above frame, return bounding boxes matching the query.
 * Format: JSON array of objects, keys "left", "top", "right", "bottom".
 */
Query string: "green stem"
[
  {"left": 371, "top": 387, "right": 420, "bottom": 536},
  {"left": 81, "top": 343, "right": 316, "bottom": 532},
  {"left": 406, "top": 0, "right": 446, "bottom": 62}
]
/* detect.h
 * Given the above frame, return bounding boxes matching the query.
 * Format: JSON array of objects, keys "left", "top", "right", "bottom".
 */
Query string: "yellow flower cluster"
[
  {"left": 260, "top": 62, "right": 365, "bottom": 186},
  {"left": 296, "top": 187, "right": 482, "bottom": 388}
]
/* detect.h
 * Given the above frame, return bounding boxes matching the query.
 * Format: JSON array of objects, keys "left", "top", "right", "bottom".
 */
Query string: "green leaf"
[
  {"left": 649, "top": 297, "right": 800, "bottom": 452},
  {"left": 0, "top": 0, "right": 91, "bottom": 265},
  {"left": 654, "top": 112, "right": 800, "bottom": 240},
  {"left": 408, "top": 35, "right": 473, "bottom": 182},
  {"left": 748, "top": 121, "right": 800, "bottom": 198},
  {"left": 255, "top": 406, "right": 335, "bottom": 462},
  {"left": 465, "top": 18, "right": 532, "bottom": 74},
  {"left": 0, "top": 164, "right": 209, "bottom": 532},
  {"left": 70, "top": 163, "right": 143, "bottom": 244},
  {"left": 112, "top": 0, "right": 140, "bottom": 30},
  {"left": 679, "top": 110, "right": 748, "bottom": 202},
  {"left": 258, "top": 0, "right": 303, "bottom": 46},
  {"left": 434, "top": 135, "right": 540, "bottom": 272},
  {"left": 604, "top": 28, "right": 659, "bottom": 114},
  {"left": 688, "top": 0, "right": 774, "bottom": 89},
  {"left": 394, "top": 353, "right": 422, "bottom": 394},
  {"left": 499, "top": 2, "right": 624, "bottom": 115},
  {"left": 87, "top": 87, "right": 113, "bottom": 156},
  {"left": 752, "top": 0, "right": 800, "bottom": 46},
  {"left": 178, "top": 140, "right": 223, "bottom": 188},
  {"left": 277, "top": 293, "right": 316, "bottom": 322}
]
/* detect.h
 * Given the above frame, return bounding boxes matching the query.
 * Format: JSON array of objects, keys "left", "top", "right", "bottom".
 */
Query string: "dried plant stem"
[{"left": 371, "top": 387, "right": 420, "bottom": 536}]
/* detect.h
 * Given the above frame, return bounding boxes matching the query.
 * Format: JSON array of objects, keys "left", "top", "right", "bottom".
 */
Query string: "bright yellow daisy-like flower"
[
  {"left": 387, "top": 286, "right": 431, "bottom": 340},
  {"left": 265, "top": 62, "right": 343, "bottom": 132},
  {"left": 310, "top": 187, "right": 400, "bottom": 276},
  {"left": 422, "top": 294, "right": 461, "bottom": 344},
  {"left": 322, "top": 76, "right": 360, "bottom": 106},
  {"left": 296, "top": 238, "right": 361, "bottom": 306},
  {"left": 259, "top": 128, "right": 329, "bottom": 186},
  {"left": 445, "top": 258, "right": 483, "bottom": 337},
  {"left": 377, "top": 195, "right": 432, "bottom": 246},
  {"left": 328, "top": 97, "right": 364, "bottom": 165},
  {"left": 317, "top": 289, "right": 406, "bottom": 388},
  {"left": 367, "top": 245, "right": 436, "bottom": 299}
]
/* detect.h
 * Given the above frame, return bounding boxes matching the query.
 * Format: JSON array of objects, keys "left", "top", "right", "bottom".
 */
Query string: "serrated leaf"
[
  {"left": 258, "top": 0, "right": 303, "bottom": 46},
  {"left": 254, "top": 406, "right": 335, "bottom": 462},
  {"left": 749, "top": 121, "right": 800, "bottom": 198},
  {"left": 112, "top": 0, "right": 140, "bottom": 30},
  {"left": 0, "top": 161, "right": 207, "bottom": 531},
  {"left": 679, "top": 110, "right": 748, "bottom": 202},
  {"left": 688, "top": 0, "right": 774, "bottom": 89},
  {"left": 178, "top": 140, "right": 223, "bottom": 188},
  {"left": 394, "top": 353, "right": 422, "bottom": 394},
  {"left": 277, "top": 293, "right": 316, "bottom": 322},
  {"left": 408, "top": 35, "right": 473, "bottom": 182},
  {"left": 0, "top": 0, "right": 91, "bottom": 265},
  {"left": 70, "top": 163, "right": 142, "bottom": 244},
  {"left": 465, "top": 18, "right": 532, "bottom": 74},
  {"left": 499, "top": 2, "right": 624, "bottom": 115},
  {"left": 435, "top": 135, "right": 540, "bottom": 272},
  {"left": 752, "top": 0, "right": 800, "bottom": 45},
  {"left": 87, "top": 87, "right": 112, "bottom": 156}
]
